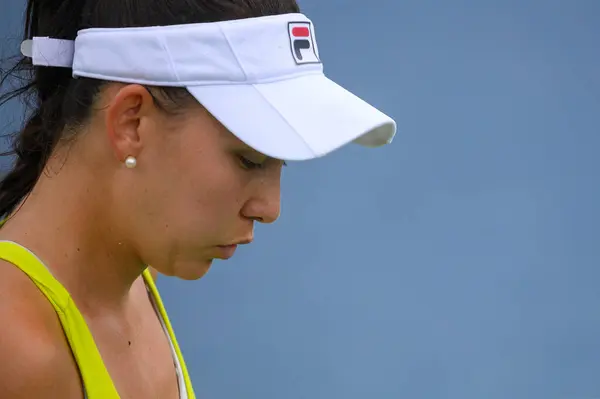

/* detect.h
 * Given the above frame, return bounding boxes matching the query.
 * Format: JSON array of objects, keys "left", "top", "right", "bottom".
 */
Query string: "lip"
[{"left": 216, "top": 244, "right": 238, "bottom": 259}]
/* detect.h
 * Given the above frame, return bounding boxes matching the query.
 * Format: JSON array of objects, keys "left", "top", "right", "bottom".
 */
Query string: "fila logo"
[{"left": 288, "top": 22, "right": 320, "bottom": 65}]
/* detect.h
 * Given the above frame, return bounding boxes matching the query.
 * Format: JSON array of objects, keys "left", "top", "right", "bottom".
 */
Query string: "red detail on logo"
[{"left": 291, "top": 27, "right": 310, "bottom": 37}]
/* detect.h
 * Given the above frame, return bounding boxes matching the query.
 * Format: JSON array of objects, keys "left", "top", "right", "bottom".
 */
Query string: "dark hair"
[{"left": 0, "top": 0, "right": 299, "bottom": 217}]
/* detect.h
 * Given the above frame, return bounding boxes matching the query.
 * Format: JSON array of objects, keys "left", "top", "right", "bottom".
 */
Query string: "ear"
[{"left": 104, "top": 84, "right": 156, "bottom": 164}]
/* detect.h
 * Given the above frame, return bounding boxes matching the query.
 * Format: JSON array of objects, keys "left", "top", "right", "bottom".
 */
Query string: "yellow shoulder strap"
[
  {"left": 0, "top": 241, "right": 120, "bottom": 399},
  {"left": 142, "top": 269, "right": 196, "bottom": 399}
]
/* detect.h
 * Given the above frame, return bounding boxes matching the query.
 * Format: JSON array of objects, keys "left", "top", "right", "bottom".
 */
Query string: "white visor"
[{"left": 22, "top": 13, "right": 396, "bottom": 161}]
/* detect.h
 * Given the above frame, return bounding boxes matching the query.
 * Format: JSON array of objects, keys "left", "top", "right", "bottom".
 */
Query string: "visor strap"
[{"left": 21, "top": 37, "right": 75, "bottom": 68}]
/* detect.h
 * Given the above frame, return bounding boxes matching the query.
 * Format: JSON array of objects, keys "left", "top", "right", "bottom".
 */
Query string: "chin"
[
  {"left": 172, "top": 258, "right": 214, "bottom": 281},
  {"left": 149, "top": 255, "right": 214, "bottom": 281}
]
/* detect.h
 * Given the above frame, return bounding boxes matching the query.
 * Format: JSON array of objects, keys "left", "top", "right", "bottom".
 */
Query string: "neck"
[{"left": 0, "top": 159, "right": 143, "bottom": 313}]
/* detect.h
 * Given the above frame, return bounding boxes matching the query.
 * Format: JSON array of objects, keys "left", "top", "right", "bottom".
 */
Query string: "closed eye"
[
  {"left": 238, "top": 155, "right": 287, "bottom": 170},
  {"left": 239, "top": 155, "right": 264, "bottom": 170}
]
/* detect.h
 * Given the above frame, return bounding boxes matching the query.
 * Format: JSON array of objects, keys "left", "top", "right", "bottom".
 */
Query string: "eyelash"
[
  {"left": 238, "top": 156, "right": 287, "bottom": 170},
  {"left": 239, "top": 156, "right": 264, "bottom": 170}
]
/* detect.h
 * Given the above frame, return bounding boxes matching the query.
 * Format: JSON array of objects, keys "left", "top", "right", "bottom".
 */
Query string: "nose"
[{"left": 241, "top": 177, "right": 281, "bottom": 224}]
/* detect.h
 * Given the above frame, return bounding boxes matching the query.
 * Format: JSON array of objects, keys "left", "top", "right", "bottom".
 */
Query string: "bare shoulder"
[{"left": 0, "top": 260, "right": 83, "bottom": 398}]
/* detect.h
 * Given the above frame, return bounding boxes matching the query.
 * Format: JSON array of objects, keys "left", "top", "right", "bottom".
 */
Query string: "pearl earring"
[{"left": 124, "top": 156, "right": 137, "bottom": 169}]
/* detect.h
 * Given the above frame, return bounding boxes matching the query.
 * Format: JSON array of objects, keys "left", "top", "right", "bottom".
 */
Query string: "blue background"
[{"left": 2, "top": 1, "right": 600, "bottom": 398}]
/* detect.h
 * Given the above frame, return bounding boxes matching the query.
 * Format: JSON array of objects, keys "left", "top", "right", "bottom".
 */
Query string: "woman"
[{"left": 0, "top": 0, "right": 395, "bottom": 397}]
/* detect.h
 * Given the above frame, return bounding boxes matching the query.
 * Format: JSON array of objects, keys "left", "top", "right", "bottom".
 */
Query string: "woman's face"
[{"left": 104, "top": 84, "right": 284, "bottom": 280}]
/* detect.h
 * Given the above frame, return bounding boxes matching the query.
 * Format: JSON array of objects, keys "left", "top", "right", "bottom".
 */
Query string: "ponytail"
[
  {"left": 0, "top": 109, "right": 53, "bottom": 217},
  {"left": 0, "top": 0, "right": 87, "bottom": 217}
]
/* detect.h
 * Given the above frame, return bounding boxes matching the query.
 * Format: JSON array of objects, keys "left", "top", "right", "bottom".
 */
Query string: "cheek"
[
  {"left": 135, "top": 115, "right": 250, "bottom": 245},
  {"left": 169, "top": 151, "right": 248, "bottom": 238}
]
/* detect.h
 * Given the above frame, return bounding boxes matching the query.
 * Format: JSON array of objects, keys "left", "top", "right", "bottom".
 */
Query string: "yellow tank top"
[{"left": 0, "top": 240, "right": 196, "bottom": 399}]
